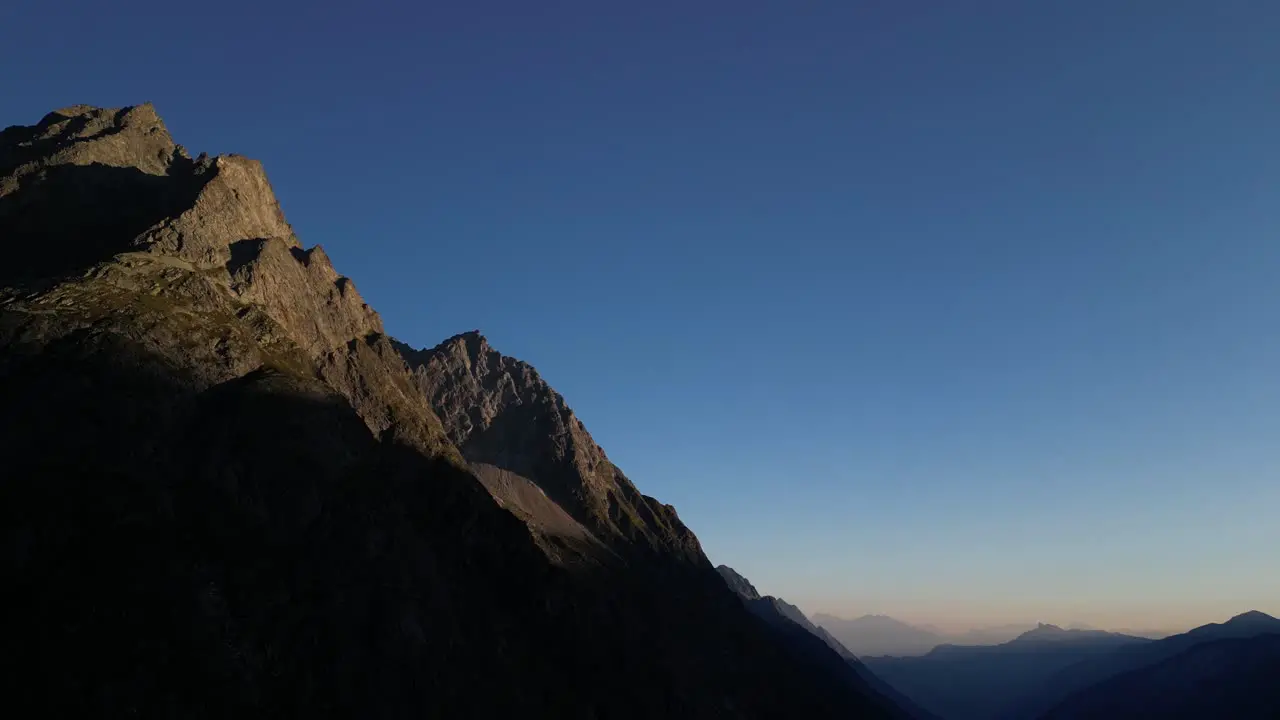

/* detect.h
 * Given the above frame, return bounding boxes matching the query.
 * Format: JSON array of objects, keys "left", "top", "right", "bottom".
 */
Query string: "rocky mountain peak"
[
  {"left": 1, "top": 102, "right": 180, "bottom": 178},
  {"left": 0, "top": 103, "right": 450, "bottom": 455},
  {"left": 1213, "top": 610, "right": 1280, "bottom": 636},
  {"left": 2, "top": 101, "right": 292, "bottom": 277},
  {"left": 1226, "top": 610, "right": 1277, "bottom": 625},
  {"left": 399, "top": 332, "right": 705, "bottom": 563},
  {"left": 437, "top": 329, "right": 491, "bottom": 357},
  {"left": 1014, "top": 623, "right": 1069, "bottom": 642}
]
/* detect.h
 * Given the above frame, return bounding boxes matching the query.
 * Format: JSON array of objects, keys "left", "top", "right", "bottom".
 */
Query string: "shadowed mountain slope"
[
  {"left": 1014, "top": 610, "right": 1280, "bottom": 719},
  {"left": 862, "top": 624, "right": 1148, "bottom": 720},
  {"left": 1043, "top": 633, "right": 1280, "bottom": 720},
  {"left": 715, "top": 566, "right": 937, "bottom": 720},
  {"left": 0, "top": 103, "right": 902, "bottom": 718}
]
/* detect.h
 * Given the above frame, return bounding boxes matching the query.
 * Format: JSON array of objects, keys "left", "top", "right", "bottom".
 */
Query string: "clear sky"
[{"left": 3, "top": 1, "right": 1277, "bottom": 631}]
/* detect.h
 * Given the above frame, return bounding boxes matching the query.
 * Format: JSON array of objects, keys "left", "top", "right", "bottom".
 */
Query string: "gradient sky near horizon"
[{"left": 3, "top": 1, "right": 1278, "bottom": 631}]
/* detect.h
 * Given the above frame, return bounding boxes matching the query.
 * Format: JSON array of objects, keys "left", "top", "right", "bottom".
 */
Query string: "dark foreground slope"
[
  {"left": 1043, "top": 633, "right": 1280, "bottom": 720},
  {"left": 715, "top": 566, "right": 938, "bottom": 720},
  {"left": 0, "top": 104, "right": 898, "bottom": 718}
]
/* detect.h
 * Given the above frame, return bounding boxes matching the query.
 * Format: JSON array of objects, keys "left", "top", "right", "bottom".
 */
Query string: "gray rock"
[{"left": 399, "top": 331, "right": 705, "bottom": 563}]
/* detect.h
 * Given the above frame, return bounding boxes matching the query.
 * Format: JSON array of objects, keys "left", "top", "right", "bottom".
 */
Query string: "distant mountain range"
[
  {"left": 1043, "top": 632, "right": 1280, "bottom": 719},
  {"left": 859, "top": 610, "right": 1280, "bottom": 720},
  {"left": 862, "top": 624, "right": 1147, "bottom": 720},
  {"left": 813, "top": 613, "right": 1039, "bottom": 657},
  {"left": 1025, "top": 610, "right": 1280, "bottom": 719}
]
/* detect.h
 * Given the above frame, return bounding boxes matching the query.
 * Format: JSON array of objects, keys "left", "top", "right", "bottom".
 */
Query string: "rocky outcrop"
[
  {"left": 0, "top": 103, "right": 903, "bottom": 719},
  {"left": 0, "top": 102, "right": 454, "bottom": 457},
  {"left": 399, "top": 331, "right": 705, "bottom": 563}
]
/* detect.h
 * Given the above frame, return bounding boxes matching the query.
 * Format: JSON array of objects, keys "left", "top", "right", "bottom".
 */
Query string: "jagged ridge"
[
  {"left": 399, "top": 330, "right": 705, "bottom": 564},
  {"left": 0, "top": 102, "right": 455, "bottom": 457}
]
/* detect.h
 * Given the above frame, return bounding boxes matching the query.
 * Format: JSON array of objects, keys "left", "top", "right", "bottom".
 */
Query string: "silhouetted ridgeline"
[
  {"left": 716, "top": 566, "right": 940, "bottom": 720},
  {"left": 1042, "top": 633, "right": 1280, "bottom": 719},
  {"left": 0, "top": 104, "right": 904, "bottom": 718},
  {"left": 858, "top": 611, "right": 1280, "bottom": 720},
  {"left": 1035, "top": 611, "right": 1280, "bottom": 720}
]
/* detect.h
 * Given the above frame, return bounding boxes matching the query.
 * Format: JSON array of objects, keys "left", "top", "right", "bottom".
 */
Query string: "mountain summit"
[
  {"left": 1224, "top": 610, "right": 1278, "bottom": 627},
  {"left": 0, "top": 103, "right": 903, "bottom": 718},
  {"left": 397, "top": 331, "right": 704, "bottom": 563}
]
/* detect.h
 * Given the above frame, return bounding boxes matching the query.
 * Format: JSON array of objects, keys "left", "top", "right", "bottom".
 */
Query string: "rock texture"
[
  {"left": 0, "top": 104, "right": 903, "bottom": 719},
  {"left": 398, "top": 332, "right": 704, "bottom": 564},
  {"left": 0, "top": 103, "right": 451, "bottom": 457}
]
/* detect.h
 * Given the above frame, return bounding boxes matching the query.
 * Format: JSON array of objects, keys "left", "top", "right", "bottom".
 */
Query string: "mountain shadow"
[
  {"left": 1012, "top": 610, "right": 1280, "bottom": 719},
  {"left": 0, "top": 160, "right": 208, "bottom": 287},
  {"left": 1043, "top": 633, "right": 1280, "bottom": 720}
]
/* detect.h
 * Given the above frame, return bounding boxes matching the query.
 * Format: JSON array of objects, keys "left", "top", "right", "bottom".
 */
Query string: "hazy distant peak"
[
  {"left": 1013, "top": 623, "right": 1070, "bottom": 642},
  {"left": 854, "top": 614, "right": 913, "bottom": 625},
  {"left": 1011, "top": 622, "right": 1143, "bottom": 646},
  {"left": 1225, "top": 610, "right": 1278, "bottom": 625}
]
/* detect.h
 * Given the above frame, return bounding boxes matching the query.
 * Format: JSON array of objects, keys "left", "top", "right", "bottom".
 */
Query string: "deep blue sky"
[{"left": 4, "top": 1, "right": 1278, "bottom": 629}]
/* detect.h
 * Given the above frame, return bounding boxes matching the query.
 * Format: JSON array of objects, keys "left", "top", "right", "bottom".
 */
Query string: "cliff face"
[
  {"left": 0, "top": 103, "right": 452, "bottom": 457},
  {"left": 398, "top": 332, "right": 705, "bottom": 564},
  {"left": 0, "top": 103, "right": 900, "bottom": 719}
]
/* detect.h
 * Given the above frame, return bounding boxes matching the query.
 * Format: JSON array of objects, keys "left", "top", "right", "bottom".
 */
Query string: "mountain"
[
  {"left": 815, "top": 614, "right": 949, "bottom": 657},
  {"left": 950, "top": 624, "right": 1040, "bottom": 646},
  {"left": 1043, "top": 633, "right": 1280, "bottom": 719},
  {"left": 815, "top": 614, "right": 1042, "bottom": 657},
  {"left": 1014, "top": 610, "right": 1280, "bottom": 719},
  {"left": 862, "top": 624, "right": 1148, "bottom": 720},
  {"left": 1003, "top": 623, "right": 1138, "bottom": 646},
  {"left": 1111, "top": 626, "right": 1177, "bottom": 640},
  {"left": 395, "top": 331, "right": 703, "bottom": 566},
  {"left": 0, "top": 103, "right": 901, "bottom": 718},
  {"left": 715, "top": 566, "right": 936, "bottom": 720},
  {"left": 714, "top": 566, "right": 872, "bottom": 665}
]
